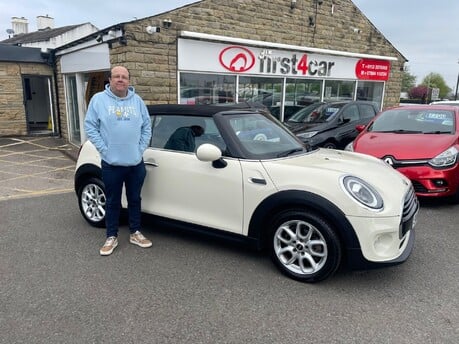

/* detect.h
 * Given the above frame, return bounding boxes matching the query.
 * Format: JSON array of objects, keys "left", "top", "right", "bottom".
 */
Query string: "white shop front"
[{"left": 177, "top": 32, "right": 396, "bottom": 120}]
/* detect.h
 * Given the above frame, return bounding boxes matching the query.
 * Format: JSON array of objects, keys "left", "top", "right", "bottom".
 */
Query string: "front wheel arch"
[{"left": 248, "top": 190, "right": 359, "bottom": 253}]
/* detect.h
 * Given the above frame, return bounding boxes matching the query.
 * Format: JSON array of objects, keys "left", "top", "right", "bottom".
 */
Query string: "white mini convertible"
[{"left": 75, "top": 104, "right": 419, "bottom": 283}]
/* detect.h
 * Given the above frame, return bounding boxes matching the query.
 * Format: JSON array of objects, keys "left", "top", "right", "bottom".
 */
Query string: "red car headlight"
[{"left": 428, "top": 146, "right": 459, "bottom": 168}]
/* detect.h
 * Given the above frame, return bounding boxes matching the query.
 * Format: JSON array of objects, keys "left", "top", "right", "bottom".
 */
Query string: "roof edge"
[{"left": 179, "top": 31, "right": 398, "bottom": 61}]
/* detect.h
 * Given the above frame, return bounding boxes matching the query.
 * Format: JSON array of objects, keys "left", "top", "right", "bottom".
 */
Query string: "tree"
[
  {"left": 401, "top": 70, "right": 416, "bottom": 92},
  {"left": 409, "top": 85, "right": 429, "bottom": 102},
  {"left": 420, "top": 73, "right": 451, "bottom": 99}
]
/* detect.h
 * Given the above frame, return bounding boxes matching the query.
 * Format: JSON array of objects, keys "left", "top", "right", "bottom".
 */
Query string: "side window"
[
  {"left": 194, "top": 118, "right": 227, "bottom": 153},
  {"left": 360, "top": 104, "right": 377, "bottom": 119},
  {"left": 150, "top": 115, "right": 171, "bottom": 149},
  {"left": 342, "top": 105, "right": 359, "bottom": 122},
  {"left": 151, "top": 115, "right": 226, "bottom": 153}
]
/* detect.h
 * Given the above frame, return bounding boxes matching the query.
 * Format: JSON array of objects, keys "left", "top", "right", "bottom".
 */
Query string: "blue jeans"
[{"left": 101, "top": 160, "right": 146, "bottom": 238}]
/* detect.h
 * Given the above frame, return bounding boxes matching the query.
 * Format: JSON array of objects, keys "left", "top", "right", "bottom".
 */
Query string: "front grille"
[
  {"left": 382, "top": 155, "right": 429, "bottom": 169},
  {"left": 400, "top": 185, "right": 419, "bottom": 238},
  {"left": 411, "top": 180, "right": 427, "bottom": 193},
  {"left": 398, "top": 187, "right": 419, "bottom": 239},
  {"left": 402, "top": 185, "right": 419, "bottom": 222}
]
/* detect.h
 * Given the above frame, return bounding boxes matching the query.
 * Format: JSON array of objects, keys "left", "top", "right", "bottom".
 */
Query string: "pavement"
[{"left": 0, "top": 136, "right": 80, "bottom": 201}]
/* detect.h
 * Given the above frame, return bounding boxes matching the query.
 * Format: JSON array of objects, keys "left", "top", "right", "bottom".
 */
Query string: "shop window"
[
  {"left": 357, "top": 81, "right": 384, "bottom": 110},
  {"left": 179, "top": 73, "right": 235, "bottom": 105},
  {"left": 324, "top": 80, "right": 356, "bottom": 102},
  {"left": 238, "top": 76, "right": 282, "bottom": 106},
  {"left": 286, "top": 78, "right": 323, "bottom": 106}
]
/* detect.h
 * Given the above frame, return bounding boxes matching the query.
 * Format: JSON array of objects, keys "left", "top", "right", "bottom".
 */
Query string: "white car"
[
  {"left": 429, "top": 100, "right": 459, "bottom": 106},
  {"left": 75, "top": 104, "right": 419, "bottom": 283}
]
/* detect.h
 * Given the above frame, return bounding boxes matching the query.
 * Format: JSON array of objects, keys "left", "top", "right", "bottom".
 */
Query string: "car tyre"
[
  {"left": 78, "top": 177, "right": 106, "bottom": 228},
  {"left": 322, "top": 141, "right": 337, "bottom": 149},
  {"left": 269, "top": 209, "right": 341, "bottom": 283}
]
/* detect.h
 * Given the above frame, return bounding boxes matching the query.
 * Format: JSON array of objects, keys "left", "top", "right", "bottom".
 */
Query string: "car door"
[
  {"left": 358, "top": 103, "right": 378, "bottom": 124},
  {"left": 335, "top": 104, "right": 361, "bottom": 147},
  {"left": 141, "top": 150, "right": 244, "bottom": 233},
  {"left": 141, "top": 115, "right": 244, "bottom": 234}
]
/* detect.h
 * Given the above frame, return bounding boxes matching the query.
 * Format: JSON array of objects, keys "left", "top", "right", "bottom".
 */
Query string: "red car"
[{"left": 346, "top": 105, "right": 459, "bottom": 201}]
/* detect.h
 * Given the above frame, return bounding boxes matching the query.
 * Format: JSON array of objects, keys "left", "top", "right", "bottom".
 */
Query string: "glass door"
[{"left": 66, "top": 75, "right": 80, "bottom": 145}]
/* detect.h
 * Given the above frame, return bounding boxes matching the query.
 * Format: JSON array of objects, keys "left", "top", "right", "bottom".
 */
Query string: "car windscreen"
[
  {"left": 225, "top": 113, "right": 306, "bottom": 159},
  {"left": 301, "top": 103, "right": 344, "bottom": 123},
  {"left": 287, "top": 102, "right": 323, "bottom": 123},
  {"left": 368, "top": 108, "right": 455, "bottom": 134}
]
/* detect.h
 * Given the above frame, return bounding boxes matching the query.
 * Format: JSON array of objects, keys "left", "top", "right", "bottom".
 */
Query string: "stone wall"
[
  {"left": 54, "top": 0, "right": 406, "bottom": 141},
  {"left": 107, "top": 0, "right": 405, "bottom": 107},
  {"left": 0, "top": 62, "right": 54, "bottom": 136},
  {"left": 54, "top": 59, "right": 68, "bottom": 140}
]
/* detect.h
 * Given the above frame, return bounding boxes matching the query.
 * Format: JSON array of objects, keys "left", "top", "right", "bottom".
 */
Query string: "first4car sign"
[{"left": 178, "top": 38, "right": 391, "bottom": 81}]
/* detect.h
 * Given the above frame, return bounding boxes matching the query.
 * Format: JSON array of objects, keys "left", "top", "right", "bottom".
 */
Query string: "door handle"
[
  {"left": 144, "top": 161, "right": 158, "bottom": 167},
  {"left": 249, "top": 177, "right": 267, "bottom": 185}
]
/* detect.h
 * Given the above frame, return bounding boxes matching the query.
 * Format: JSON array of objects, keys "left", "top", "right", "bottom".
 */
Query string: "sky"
[{"left": 1, "top": 0, "right": 458, "bottom": 91}]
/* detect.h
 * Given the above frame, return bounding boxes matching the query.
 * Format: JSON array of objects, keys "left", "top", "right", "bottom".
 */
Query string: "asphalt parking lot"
[
  {"left": 1, "top": 191, "right": 458, "bottom": 343},
  {"left": 0, "top": 136, "right": 458, "bottom": 343},
  {"left": 0, "top": 136, "right": 78, "bottom": 201}
]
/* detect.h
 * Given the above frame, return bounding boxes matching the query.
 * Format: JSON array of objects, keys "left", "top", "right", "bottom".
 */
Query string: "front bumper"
[
  {"left": 397, "top": 164, "right": 459, "bottom": 198},
  {"left": 346, "top": 229, "right": 415, "bottom": 270},
  {"left": 345, "top": 186, "right": 418, "bottom": 270}
]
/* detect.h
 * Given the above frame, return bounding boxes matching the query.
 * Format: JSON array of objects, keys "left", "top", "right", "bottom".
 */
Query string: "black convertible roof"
[{"left": 147, "top": 103, "right": 265, "bottom": 117}]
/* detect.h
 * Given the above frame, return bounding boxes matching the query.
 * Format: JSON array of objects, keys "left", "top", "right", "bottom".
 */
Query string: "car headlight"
[
  {"left": 344, "top": 142, "right": 354, "bottom": 151},
  {"left": 297, "top": 131, "right": 318, "bottom": 139},
  {"left": 341, "top": 176, "right": 384, "bottom": 210},
  {"left": 428, "top": 146, "right": 458, "bottom": 168}
]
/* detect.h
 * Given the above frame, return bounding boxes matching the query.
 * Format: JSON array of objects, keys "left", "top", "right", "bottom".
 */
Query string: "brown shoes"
[{"left": 129, "top": 231, "right": 152, "bottom": 248}]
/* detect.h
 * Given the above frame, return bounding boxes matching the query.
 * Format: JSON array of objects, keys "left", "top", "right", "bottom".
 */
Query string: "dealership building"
[{"left": 0, "top": 0, "right": 407, "bottom": 145}]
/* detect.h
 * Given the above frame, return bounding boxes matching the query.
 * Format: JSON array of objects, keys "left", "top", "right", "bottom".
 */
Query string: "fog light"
[
  {"left": 374, "top": 233, "right": 393, "bottom": 254},
  {"left": 432, "top": 179, "right": 447, "bottom": 187}
]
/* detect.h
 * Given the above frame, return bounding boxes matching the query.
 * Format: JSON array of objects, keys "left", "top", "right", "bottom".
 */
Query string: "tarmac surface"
[{"left": 0, "top": 136, "right": 79, "bottom": 201}]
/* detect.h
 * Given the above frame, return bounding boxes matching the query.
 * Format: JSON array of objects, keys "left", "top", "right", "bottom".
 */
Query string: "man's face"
[{"left": 109, "top": 67, "right": 130, "bottom": 97}]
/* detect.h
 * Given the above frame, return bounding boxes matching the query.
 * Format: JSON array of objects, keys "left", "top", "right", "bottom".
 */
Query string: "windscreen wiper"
[
  {"left": 374, "top": 129, "right": 422, "bottom": 134},
  {"left": 423, "top": 131, "right": 452, "bottom": 134}
]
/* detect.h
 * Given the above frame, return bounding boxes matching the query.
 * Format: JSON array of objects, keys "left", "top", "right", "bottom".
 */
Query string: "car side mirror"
[
  {"left": 196, "top": 143, "right": 227, "bottom": 168},
  {"left": 355, "top": 124, "right": 366, "bottom": 132}
]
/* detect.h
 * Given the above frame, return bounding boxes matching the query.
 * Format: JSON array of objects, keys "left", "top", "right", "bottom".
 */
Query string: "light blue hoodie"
[{"left": 84, "top": 84, "right": 151, "bottom": 166}]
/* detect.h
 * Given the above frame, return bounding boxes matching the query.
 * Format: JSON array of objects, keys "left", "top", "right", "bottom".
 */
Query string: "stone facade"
[
  {"left": 54, "top": 59, "right": 68, "bottom": 140},
  {"left": 56, "top": 0, "right": 406, "bottom": 141},
  {"left": 103, "top": 0, "right": 405, "bottom": 107},
  {"left": 0, "top": 62, "right": 54, "bottom": 136}
]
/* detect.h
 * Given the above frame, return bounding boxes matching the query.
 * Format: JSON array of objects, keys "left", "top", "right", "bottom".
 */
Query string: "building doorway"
[{"left": 23, "top": 75, "right": 57, "bottom": 135}]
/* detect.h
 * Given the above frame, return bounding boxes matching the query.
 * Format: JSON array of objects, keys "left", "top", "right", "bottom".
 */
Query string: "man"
[
  {"left": 84, "top": 66, "right": 152, "bottom": 256},
  {"left": 164, "top": 124, "right": 205, "bottom": 152}
]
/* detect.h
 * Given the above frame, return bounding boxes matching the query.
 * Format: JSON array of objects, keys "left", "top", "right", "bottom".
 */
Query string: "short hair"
[{"left": 109, "top": 66, "right": 130, "bottom": 79}]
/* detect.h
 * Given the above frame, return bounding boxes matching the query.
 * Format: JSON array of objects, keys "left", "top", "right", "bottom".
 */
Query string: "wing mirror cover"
[
  {"left": 196, "top": 143, "right": 222, "bottom": 162},
  {"left": 196, "top": 144, "right": 227, "bottom": 168}
]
